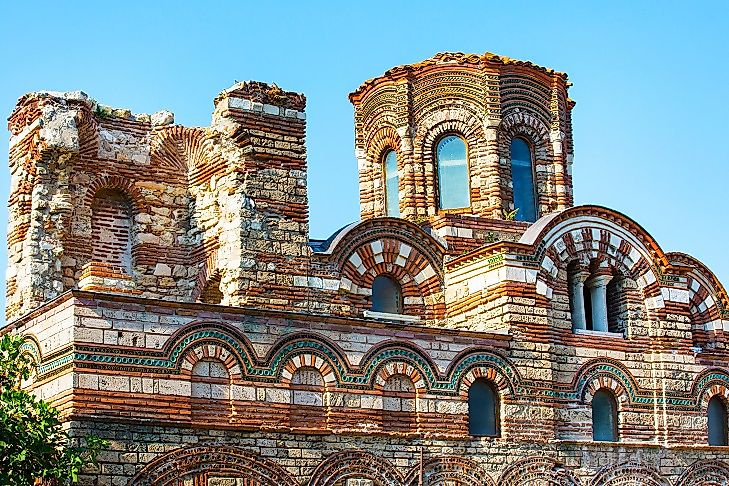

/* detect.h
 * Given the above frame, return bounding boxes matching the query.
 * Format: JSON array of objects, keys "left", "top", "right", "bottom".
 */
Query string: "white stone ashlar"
[
  {"left": 586, "top": 274, "right": 613, "bottom": 333},
  {"left": 570, "top": 270, "right": 591, "bottom": 331}
]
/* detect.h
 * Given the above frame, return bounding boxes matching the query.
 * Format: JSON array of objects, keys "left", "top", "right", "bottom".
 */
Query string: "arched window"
[
  {"left": 468, "top": 378, "right": 499, "bottom": 436},
  {"left": 371, "top": 275, "right": 403, "bottom": 314},
  {"left": 383, "top": 150, "right": 400, "bottom": 217},
  {"left": 510, "top": 138, "right": 537, "bottom": 222},
  {"left": 91, "top": 188, "right": 133, "bottom": 273},
  {"left": 708, "top": 396, "right": 728, "bottom": 446},
  {"left": 592, "top": 389, "right": 618, "bottom": 441},
  {"left": 436, "top": 135, "right": 470, "bottom": 210}
]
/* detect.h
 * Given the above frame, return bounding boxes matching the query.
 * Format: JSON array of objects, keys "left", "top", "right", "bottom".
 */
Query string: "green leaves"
[{"left": 0, "top": 334, "right": 108, "bottom": 485}]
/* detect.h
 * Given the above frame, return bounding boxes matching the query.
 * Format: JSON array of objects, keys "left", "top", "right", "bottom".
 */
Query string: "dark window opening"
[
  {"left": 371, "top": 275, "right": 403, "bottom": 314},
  {"left": 708, "top": 396, "right": 728, "bottom": 446},
  {"left": 510, "top": 137, "right": 537, "bottom": 222},
  {"left": 592, "top": 389, "right": 618, "bottom": 442},
  {"left": 606, "top": 275, "right": 622, "bottom": 333},
  {"left": 583, "top": 284, "right": 593, "bottom": 331},
  {"left": 468, "top": 378, "right": 499, "bottom": 437}
]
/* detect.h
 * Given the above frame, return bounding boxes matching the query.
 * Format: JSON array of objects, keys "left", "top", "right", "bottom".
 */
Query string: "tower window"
[
  {"left": 592, "top": 389, "right": 618, "bottom": 442},
  {"left": 436, "top": 135, "right": 470, "bottom": 210},
  {"left": 468, "top": 378, "right": 499, "bottom": 436},
  {"left": 371, "top": 275, "right": 403, "bottom": 314},
  {"left": 708, "top": 396, "right": 728, "bottom": 446},
  {"left": 91, "top": 188, "right": 133, "bottom": 273},
  {"left": 510, "top": 138, "right": 537, "bottom": 222},
  {"left": 383, "top": 150, "right": 400, "bottom": 217}
]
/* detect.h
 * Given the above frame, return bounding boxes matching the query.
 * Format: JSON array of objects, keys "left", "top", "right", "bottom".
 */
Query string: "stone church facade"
[{"left": 5, "top": 52, "right": 729, "bottom": 485}]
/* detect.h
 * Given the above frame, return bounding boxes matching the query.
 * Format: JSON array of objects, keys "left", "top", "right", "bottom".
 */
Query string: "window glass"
[
  {"left": 371, "top": 275, "right": 402, "bottom": 314},
  {"left": 384, "top": 150, "right": 400, "bottom": 217},
  {"left": 437, "top": 135, "right": 470, "bottom": 209},
  {"left": 510, "top": 138, "right": 537, "bottom": 222},
  {"left": 708, "top": 396, "right": 728, "bottom": 446},
  {"left": 592, "top": 389, "right": 618, "bottom": 441},
  {"left": 468, "top": 379, "right": 499, "bottom": 436}
]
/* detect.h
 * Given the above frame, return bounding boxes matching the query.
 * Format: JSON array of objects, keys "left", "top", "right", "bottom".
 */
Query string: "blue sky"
[{"left": 1, "top": 1, "right": 728, "bottom": 321}]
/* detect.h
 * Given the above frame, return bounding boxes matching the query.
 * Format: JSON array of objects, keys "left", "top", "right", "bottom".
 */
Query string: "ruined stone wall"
[{"left": 5, "top": 82, "right": 311, "bottom": 322}]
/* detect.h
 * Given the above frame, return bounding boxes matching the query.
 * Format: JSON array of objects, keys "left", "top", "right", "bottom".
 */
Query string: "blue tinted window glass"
[
  {"left": 468, "top": 379, "right": 499, "bottom": 436},
  {"left": 437, "top": 136, "right": 470, "bottom": 209},
  {"left": 510, "top": 138, "right": 537, "bottom": 222},
  {"left": 384, "top": 150, "right": 400, "bottom": 217},
  {"left": 708, "top": 396, "right": 728, "bottom": 446},
  {"left": 592, "top": 389, "right": 618, "bottom": 441}
]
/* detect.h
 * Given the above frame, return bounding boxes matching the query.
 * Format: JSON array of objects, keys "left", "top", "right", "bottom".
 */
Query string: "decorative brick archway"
[{"left": 129, "top": 445, "right": 297, "bottom": 486}]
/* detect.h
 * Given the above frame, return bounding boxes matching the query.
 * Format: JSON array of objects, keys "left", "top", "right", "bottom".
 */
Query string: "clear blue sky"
[{"left": 1, "top": 1, "right": 728, "bottom": 322}]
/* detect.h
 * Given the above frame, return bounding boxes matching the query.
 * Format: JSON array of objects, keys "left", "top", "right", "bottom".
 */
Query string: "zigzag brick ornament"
[{"left": 5, "top": 52, "right": 729, "bottom": 485}]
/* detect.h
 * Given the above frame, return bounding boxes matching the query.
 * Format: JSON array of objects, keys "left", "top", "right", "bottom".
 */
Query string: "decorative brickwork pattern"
[{"left": 6, "top": 51, "right": 729, "bottom": 485}]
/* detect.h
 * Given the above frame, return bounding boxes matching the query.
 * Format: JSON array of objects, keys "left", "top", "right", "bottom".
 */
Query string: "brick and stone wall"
[{"left": 6, "top": 51, "right": 729, "bottom": 485}]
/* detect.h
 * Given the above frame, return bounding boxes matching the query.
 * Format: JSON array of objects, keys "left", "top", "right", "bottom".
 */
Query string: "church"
[{"left": 6, "top": 51, "right": 729, "bottom": 485}]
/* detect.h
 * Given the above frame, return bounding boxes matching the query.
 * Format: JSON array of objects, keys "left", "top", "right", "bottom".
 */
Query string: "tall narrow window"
[
  {"left": 510, "top": 138, "right": 537, "bottom": 222},
  {"left": 708, "top": 396, "right": 728, "bottom": 446},
  {"left": 383, "top": 150, "right": 400, "bottom": 217},
  {"left": 592, "top": 389, "right": 618, "bottom": 441},
  {"left": 371, "top": 275, "right": 403, "bottom": 314},
  {"left": 436, "top": 135, "right": 470, "bottom": 210},
  {"left": 468, "top": 378, "right": 499, "bottom": 436}
]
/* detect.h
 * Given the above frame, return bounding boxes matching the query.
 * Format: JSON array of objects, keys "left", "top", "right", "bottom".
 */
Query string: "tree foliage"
[{"left": 0, "top": 334, "right": 107, "bottom": 486}]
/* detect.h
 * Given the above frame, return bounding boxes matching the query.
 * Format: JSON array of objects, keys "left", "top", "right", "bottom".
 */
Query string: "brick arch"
[
  {"left": 373, "top": 361, "right": 427, "bottom": 391},
  {"left": 404, "top": 456, "right": 495, "bottom": 486},
  {"left": 676, "top": 459, "right": 729, "bottom": 486},
  {"left": 129, "top": 445, "right": 298, "bottom": 486},
  {"left": 522, "top": 208, "right": 665, "bottom": 326},
  {"left": 279, "top": 353, "right": 336, "bottom": 387},
  {"left": 669, "top": 252, "right": 729, "bottom": 347},
  {"left": 582, "top": 376, "right": 630, "bottom": 408},
  {"left": 178, "top": 342, "right": 242, "bottom": 380},
  {"left": 413, "top": 105, "right": 486, "bottom": 214},
  {"left": 307, "top": 450, "right": 404, "bottom": 486},
  {"left": 498, "top": 111, "right": 556, "bottom": 215},
  {"left": 165, "top": 323, "right": 257, "bottom": 378},
  {"left": 457, "top": 366, "right": 513, "bottom": 397},
  {"left": 573, "top": 359, "right": 640, "bottom": 405},
  {"left": 83, "top": 175, "right": 148, "bottom": 214},
  {"left": 498, "top": 456, "right": 581, "bottom": 486},
  {"left": 19, "top": 335, "right": 42, "bottom": 366},
  {"left": 338, "top": 232, "right": 444, "bottom": 319},
  {"left": 694, "top": 371, "right": 729, "bottom": 411},
  {"left": 447, "top": 348, "right": 521, "bottom": 396},
  {"left": 589, "top": 463, "right": 669, "bottom": 486},
  {"left": 364, "top": 126, "right": 402, "bottom": 218}
]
